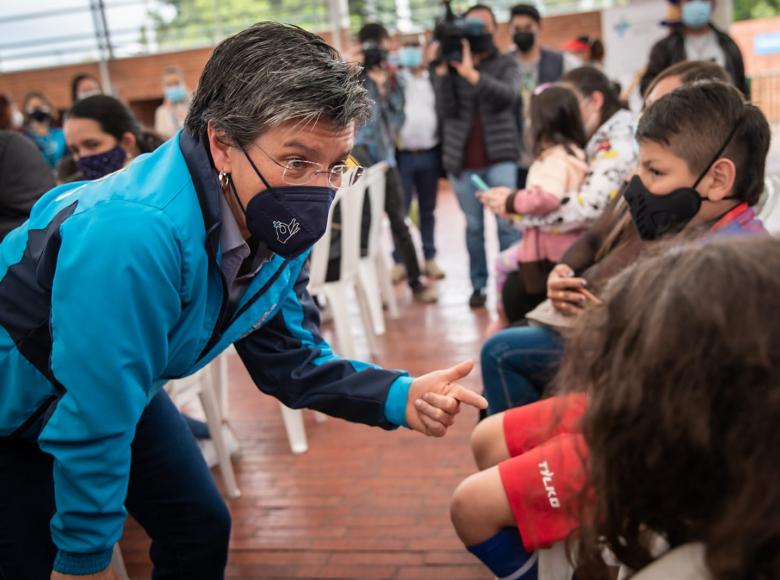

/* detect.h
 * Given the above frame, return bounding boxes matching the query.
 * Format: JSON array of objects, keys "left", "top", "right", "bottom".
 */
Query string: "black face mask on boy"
[
  {"left": 624, "top": 120, "right": 742, "bottom": 241},
  {"left": 513, "top": 31, "right": 535, "bottom": 53}
]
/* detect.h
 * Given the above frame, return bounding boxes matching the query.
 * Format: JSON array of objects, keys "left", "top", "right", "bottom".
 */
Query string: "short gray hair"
[{"left": 185, "top": 22, "right": 370, "bottom": 146}]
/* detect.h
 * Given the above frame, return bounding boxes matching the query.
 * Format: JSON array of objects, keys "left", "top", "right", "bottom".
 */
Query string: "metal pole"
[
  {"left": 328, "top": 0, "right": 349, "bottom": 53},
  {"left": 89, "top": 0, "right": 114, "bottom": 95},
  {"left": 712, "top": 0, "right": 733, "bottom": 31},
  {"left": 97, "top": 0, "right": 114, "bottom": 59},
  {"left": 396, "top": 0, "right": 413, "bottom": 33}
]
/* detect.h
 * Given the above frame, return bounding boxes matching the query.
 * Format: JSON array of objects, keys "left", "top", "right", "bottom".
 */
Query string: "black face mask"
[
  {"left": 624, "top": 121, "right": 742, "bottom": 241},
  {"left": 29, "top": 108, "right": 51, "bottom": 123},
  {"left": 513, "top": 31, "right": 535, "bottom": 53},
  {"left": 229, "top": 148, "right": 336, "bottom": 259}
]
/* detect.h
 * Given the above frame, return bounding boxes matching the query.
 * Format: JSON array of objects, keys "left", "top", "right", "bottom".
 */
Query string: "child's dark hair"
[
  {"left": 530, "top": 85, "right": 587, "bottom": 157},
  {"left": 559, "top": 236, "right": 780, "bottom": 579},
  {"left": 70, "top": 73, "right": 101, "bottom": 104},
  {"left": 562, "top": 66, "right": 623, "bottom": 128},
  {"left": 574, "top": 35, "right": 604, "bottom": 63},
  {"left": 643, "top": 60, "right": 730, "bottom": 101},
  {"left": 358, "top": 22, "right": 389, "bottom": 44},
  {"left": 637, "top": 81, "right": 770, "bottom": 206},
  {"left": 67, "top": 95, "right": 162, "bottom": 154}
]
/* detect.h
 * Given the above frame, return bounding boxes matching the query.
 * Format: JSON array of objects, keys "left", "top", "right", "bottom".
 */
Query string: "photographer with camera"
[
  {"left": 352, "top": 23, "right": 437, "bottom": 303},
  {"left": 432, "top": 4, "right": 522, "bottom": 308}
]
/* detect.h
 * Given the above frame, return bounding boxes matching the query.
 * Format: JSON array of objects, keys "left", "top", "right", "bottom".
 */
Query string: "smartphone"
[
  {"left": 579, "top": 287, "right": 602, "bottom": 305},
  {"left": 470, "top": 175, "right": 490, "bottom": 193}
]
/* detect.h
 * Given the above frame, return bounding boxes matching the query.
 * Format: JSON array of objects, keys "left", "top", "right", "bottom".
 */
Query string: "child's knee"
[
  {"left": 471, "top": 413, "right": 507, "bottom": 470},
  {"left": 450, "top": 474, "right": 485, "bottom": 533}
]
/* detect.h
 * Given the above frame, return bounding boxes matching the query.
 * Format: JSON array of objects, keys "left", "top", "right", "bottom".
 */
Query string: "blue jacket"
[{"left": 0, "top": 131, "right": 412, "bottom": 574}]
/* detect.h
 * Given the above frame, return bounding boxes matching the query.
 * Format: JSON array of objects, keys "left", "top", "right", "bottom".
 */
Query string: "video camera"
[
  {"left": 362, "top": 41, "right": 388, "bottom": 70},
  {"left": 433, "top": 0, "right": 494, "bottom": 63}
]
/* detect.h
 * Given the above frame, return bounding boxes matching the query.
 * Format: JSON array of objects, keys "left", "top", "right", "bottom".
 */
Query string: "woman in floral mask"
[{"left": 63, "top": 95, "right": 163, "bottom": 181}]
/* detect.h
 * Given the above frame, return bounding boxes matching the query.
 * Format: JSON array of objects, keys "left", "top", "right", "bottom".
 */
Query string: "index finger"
[
  {"left": 442, "top": 360, "right": 475, "bottom": 382},
  {"left": 451, "top": 385, "right": 488, "bottom": 410}
]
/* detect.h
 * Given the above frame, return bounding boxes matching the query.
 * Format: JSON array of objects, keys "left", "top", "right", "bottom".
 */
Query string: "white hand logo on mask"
[{"left": 273, "top": 218, "right": 301, "bottom": 244}]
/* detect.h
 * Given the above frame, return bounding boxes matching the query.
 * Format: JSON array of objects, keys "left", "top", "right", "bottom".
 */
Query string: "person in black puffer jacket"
[{"left": 431, "top": 4, "right": 522, "bottom": 308}]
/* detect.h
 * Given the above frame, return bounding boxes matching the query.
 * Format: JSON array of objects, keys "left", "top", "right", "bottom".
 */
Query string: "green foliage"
[
  {"left": 150, "top": 0, "right": 329, "bottom": 48},
  {"left": 149, "top": 0, "right": 780, "bottom": 48},
  {"left": 734, "top": 0, "right": 780, "bottom": 21}
]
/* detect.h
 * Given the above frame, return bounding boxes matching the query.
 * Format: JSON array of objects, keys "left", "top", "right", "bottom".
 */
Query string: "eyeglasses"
[{"left": 250, "top": 143, "right": 364, "bottom": 189}]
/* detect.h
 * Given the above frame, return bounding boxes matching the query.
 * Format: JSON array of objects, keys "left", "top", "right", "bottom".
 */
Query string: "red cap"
[{"left": 561, "top": 37, "right": 590, "bottom": 53}]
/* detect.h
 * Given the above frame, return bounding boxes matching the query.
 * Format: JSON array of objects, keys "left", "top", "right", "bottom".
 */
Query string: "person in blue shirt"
[
  {"left": 0, "top": 22, "right": 486, "bottom": 580},
  {"left": 22, "top": 91, "right": 67, "bottom": 171}
]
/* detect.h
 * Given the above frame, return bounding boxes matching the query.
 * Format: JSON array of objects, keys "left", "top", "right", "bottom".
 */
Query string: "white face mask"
[
  {"left": 76, "top": 89, "right": 102, "bottom": 101},
  {"left": 11, "top": 108, "right": 24, "bottom": 128}
]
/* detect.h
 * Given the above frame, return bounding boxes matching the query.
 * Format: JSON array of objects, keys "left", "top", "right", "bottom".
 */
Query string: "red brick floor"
[{"left": 121, "top": 188, "right": 500, "bottom": 579}]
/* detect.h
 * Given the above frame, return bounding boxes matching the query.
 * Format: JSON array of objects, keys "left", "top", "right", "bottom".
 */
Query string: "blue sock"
[{"left": 467, "top": 528, "right": 538, "bottom": 579}]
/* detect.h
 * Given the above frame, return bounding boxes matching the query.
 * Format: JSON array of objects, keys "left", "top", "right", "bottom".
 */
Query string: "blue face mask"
[
  {"left": 164, "top": 84, "right": 188, "bottom": 104},
  {"left": 399, "top": 46, "right": 423, "bottom": 69},
  {"left": 682, "top": 0, "right": 712, "bottom": 29},
  {"left": 75, "top": 144, "right": 127, "bottom": 180},
  {"left": 230, "top": 148, "right": 336, "bottom": 259}
]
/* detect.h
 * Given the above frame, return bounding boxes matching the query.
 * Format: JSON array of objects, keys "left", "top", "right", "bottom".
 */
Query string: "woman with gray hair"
[{"left": 0, "top": 23, "right": 486, "bottom": 580}]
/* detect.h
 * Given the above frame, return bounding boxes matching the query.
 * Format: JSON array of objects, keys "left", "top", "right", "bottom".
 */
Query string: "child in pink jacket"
[{"left": 480, "top": 85, "right": 589, "bottom": 325}]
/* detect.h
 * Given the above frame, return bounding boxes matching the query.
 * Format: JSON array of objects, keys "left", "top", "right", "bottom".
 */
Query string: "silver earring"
[{"left": 218, "top": 170, "right": 231, "bottom": 188}]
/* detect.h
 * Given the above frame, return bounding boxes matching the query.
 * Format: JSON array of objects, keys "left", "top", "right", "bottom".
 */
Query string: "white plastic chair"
[
  {"left": 308, "top": 177, "right": 378, "bottom": 358},
  {"left": 212, "top": 345, "right": 235, "bottom": 418},
  {"left": 278, "top": 175, "right": 385, "bottom": 454},
  {"left": 277, "top": 404, "right": 327, "bottom": 455},
  {"left": 758, "top": 174, "right": 780, "bottom": 233},
  {"left": 166, "top": 365, "right": 240, "bottom": 498},
  {"left": 112, "top": 544, "right": 129, "bottom": 580},
  {"left": 274, "top": 188, "right": 344, "bottom": 455},
  {"left": 357, "top": 162, "right": 399, "bottom": 336},
  {"left": 537, "top": 542, "right": 574, "bottom": 579}
]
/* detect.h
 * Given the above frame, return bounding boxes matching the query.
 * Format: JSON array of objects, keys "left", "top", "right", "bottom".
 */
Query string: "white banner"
[{"left": 602, "top": 0, "right": 668, "bottom": 109}]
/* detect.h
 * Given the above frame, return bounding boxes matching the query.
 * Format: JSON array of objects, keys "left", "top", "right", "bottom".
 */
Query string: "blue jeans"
[
  {"left": 481, "top": 325, "right": 564, "bottom": 415},
  {"left": 449, "top": 162, "right": 521, "bottom": 290},
  {"left": 0, "top": 391, "right": 231, "bottom": 579},
  {"left": 395, "top": 149, "right": 441, "bottom": 262}
]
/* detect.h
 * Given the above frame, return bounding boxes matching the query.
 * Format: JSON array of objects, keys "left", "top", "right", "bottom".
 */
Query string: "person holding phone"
[{"left": 478, "top": 84, "right": 590, "bottom": 331}]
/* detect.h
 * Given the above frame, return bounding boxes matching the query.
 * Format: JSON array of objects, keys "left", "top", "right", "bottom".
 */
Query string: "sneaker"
[
  {"left": 411, "top": 282, "right": 438, "bottom": 303},
  {"left": 424, "top": 260, "right": 445, "bottom": 280},
  {"left": 390, "top": 263, "right": 407, "bottom": 284},
  {"left": 197, "top": 424, "right": 241, "bottom": 468},
  {"left": 469, "top": 288, "right": 487, "bottom": 308}
]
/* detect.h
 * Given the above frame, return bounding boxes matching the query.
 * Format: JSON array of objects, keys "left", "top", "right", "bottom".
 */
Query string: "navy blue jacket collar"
[{"left": 179, "top": 130, "right": 223, "bottom": 258}]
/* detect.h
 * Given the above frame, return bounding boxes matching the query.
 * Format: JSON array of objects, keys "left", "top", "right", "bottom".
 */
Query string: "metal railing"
[{"left": 0, "top": 0, "right": 619, "bottom": 73}]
